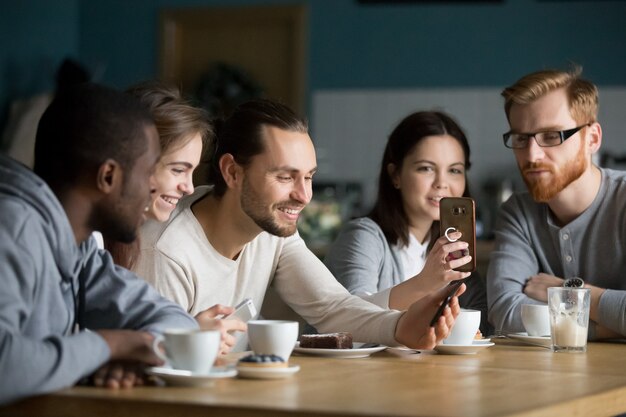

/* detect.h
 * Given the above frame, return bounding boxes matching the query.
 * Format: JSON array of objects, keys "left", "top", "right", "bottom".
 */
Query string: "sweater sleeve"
[
  {"left": 0, "top": 221, "right": 109, "bottom": 405},
  {"left": 272, "top": 234, "right": 402, "bottom": 346},
  {"left": 486, "top": 196, "right": 541, "bottom": 335},
  {"left": 81, "top": 238, "right": 198, "bottom": 332},
  {"left": 0, "top": 222, "right": 197, "bottom": 405},
  {"left": 324, "top": 219, "right": 390, "bottom": 307}
]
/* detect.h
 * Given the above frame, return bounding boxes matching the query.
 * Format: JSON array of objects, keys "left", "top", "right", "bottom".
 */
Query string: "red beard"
[{"left": 520, "top": 141, "right": 587, "bottom": 202}]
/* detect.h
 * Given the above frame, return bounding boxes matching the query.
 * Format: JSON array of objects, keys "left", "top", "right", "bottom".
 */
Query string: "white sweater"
[{"left": 135, "top": 186, "right": 402, "bottom": 348}]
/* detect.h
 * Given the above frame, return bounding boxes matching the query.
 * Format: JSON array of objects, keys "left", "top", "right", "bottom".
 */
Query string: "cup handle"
[{"left": 152, "top": 334, "right": 168, "bottom": 362}]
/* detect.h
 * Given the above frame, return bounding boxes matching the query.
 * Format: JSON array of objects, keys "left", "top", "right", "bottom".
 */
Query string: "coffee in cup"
[
  {"left": 152, "top": 328, "right": 220, "bottom": 374},
  {"left": 247, "top": 320, "right": 299, "bottom": 361},
  {"left": 521, "top": 304, "right": 550, "bottom": 337},
  {"left": 443, "top": 309, "right": 481, "bottom": 345}
]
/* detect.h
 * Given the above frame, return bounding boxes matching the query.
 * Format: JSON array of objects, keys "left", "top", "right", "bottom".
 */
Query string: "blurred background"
[{"left": 2, "top": 0, "right": 626, "bottom": 254}]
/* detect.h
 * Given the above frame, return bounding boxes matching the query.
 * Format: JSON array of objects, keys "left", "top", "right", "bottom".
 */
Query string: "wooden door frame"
[{"left": 159, "top": 4, "right": 308, "bottom": 114}]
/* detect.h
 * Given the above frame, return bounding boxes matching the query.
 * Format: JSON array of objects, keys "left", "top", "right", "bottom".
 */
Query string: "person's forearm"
[
  {"left": 585, "top": 284, "right": 623, "bottom": 340},
  {"left": 388, "top": 278, "right": 434, "bottom": 310},
  {"left": 593, "top": 323, "right": 622, "bottom": 339},
  {"left": 587, "top": 284, "right": 606, "bottom": 323}
]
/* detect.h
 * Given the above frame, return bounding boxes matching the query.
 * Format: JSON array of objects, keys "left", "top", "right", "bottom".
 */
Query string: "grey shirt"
[
  {"left": 0, "top": 155, "right": 197, "bottom": 405},
  {"left": 487, "top": 168, "right": 626, "bottom": 339},
  {"left": 325, "top": 217, "right": 490, "bottom": 334}
]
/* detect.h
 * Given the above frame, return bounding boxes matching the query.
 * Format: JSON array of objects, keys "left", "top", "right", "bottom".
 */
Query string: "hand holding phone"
[
  {"left": 225, "top": 298, "right": 256, "bottom": 323},
  {"left": 439, "top": 197, "right": 476, "bottom": 273},
  {"left": 429, "top": 279, "right": 467, "bottom": 327}
]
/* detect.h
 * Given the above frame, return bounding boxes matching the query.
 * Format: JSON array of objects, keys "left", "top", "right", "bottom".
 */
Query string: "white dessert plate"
[
  {"left": 434, "top": 341, "right": 495, "bottom": 355},
  {"left": 236, "top": 364, "right": 300, "bottom": 380},
  {"left": 145, "top": 366, "right": 237, "bottom": 387},
  {"left": 293, "top": 342, "right": 386, "bottom": 358},
  {"left": 506, "top": 332, "right": 552, "bottom": 348}
]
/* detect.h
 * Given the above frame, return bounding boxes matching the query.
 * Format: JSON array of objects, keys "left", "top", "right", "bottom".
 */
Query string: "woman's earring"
[{"left": 393, "top": 183, "right": 400, "bottom": 189}]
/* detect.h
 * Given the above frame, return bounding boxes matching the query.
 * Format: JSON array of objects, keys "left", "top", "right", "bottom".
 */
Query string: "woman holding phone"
[
  {"left": 104, "top": 81, "right": 246, "bottom": 352},
  {"left": 324, "top": 111, "right": 488, "bottom": 333}
]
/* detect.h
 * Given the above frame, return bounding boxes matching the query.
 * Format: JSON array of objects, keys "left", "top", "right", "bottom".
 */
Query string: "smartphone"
[
  {"left": 439, "top": 197, "right": 476, "bottom": 273},
  {"left": 225, "top": 298, "right": 256, "bottom": 323},
  {"left": 429, "top": 279, "right": 467, "bottom": 327}
]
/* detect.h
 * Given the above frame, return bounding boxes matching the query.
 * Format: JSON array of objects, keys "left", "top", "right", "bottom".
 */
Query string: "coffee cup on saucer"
[
  {"left": 152, "top": 328, "right": 220, "bottom": 374},
  {"left": 443, "top": 309, "right": 481, "bottom": 345},
  {"left": 248, "top": 320, "right": 299, "bottom": 361},
  {"left": 521, "top": 304, "right": 550, "bottom": 337}
]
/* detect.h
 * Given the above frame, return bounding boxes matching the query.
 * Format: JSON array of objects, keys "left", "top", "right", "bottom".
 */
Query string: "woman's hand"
[
  {"left": 417, "top": 231, "right": 472, "bottom": 291},
  {"left": 195, "top": 304, "right": 248, "bottom": 354},
  {"left": 389, "top": 231, "right": 471, "bottom": 310}
]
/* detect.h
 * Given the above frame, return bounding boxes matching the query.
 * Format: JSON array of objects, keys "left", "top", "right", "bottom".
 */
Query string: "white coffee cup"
[
  {"left": 247, "top": 320, "right": 299, "bottom": 361},
  {"left": 443, "top": 309, "right": 481, "bottom": 345},
  {"left": 152, "top": 328, "right": 220, "bottom": 374},
  {"left": 521, "top": 304, "right": 551, "bottom": 337}
]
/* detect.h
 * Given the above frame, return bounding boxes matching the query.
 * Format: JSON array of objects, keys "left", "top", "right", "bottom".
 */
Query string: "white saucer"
[
  {"left": 293, "top": 342, "right": 387, "bottom": 358},
  {"left": 145, "top": 366, "right": 237, "bottom": 386},
  {"left": 434, "top": 341, "right": 495, "bottom": 355},
  {"left": 507, "top": 332, "right": 552, "bottom": 348},
  {"left": 236, "top": 364, "right": 300, "bottom": 380}
]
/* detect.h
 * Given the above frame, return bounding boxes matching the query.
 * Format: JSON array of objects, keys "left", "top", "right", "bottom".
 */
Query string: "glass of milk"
[{"left": 547, "top": 287, "right": 591, "bottom": 353}]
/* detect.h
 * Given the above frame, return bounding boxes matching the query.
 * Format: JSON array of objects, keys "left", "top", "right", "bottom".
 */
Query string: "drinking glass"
[{"left": 547, "top": 287, "right": 591, "bottom": 353}]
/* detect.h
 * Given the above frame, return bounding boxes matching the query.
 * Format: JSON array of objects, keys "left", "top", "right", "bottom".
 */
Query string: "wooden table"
[{"left": 3, "top": 340, "right": 626, "bottom": 417}]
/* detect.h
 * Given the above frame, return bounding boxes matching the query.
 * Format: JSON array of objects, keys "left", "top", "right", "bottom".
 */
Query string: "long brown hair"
[
  {"left": 105, "top": 81, "right": 211, "bottom": 269},
  {"left": 368, "top": 111, "right": 472, "bottom": 248}
]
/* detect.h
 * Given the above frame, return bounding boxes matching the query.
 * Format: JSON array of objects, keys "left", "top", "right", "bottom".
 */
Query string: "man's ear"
[
  {"left": 96, "top": 159, "right": 122, "bottom": 194},
  {"left": 219, "top": 153, "right": 243, "bottom": 190},
  {"left": 587, "top": 122, "right": 602, "bottom": 155}
]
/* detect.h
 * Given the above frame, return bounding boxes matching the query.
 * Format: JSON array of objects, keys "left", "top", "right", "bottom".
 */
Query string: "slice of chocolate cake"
[{"left": 299, "top": 332, "right": 353, "bottom": 349}]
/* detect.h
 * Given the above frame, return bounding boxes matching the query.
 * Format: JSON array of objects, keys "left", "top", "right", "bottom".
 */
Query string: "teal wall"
[
  {"left": 77, "top": 0, "right": 626, "bottom": 91},
  {"left": 308, "top": 1, "right": 626, "bottom": 88},
  {"left": 2, "top": 0, "right": 626, "bottom": 130},
  {"left": 0, "top": 0, "right": 79, "bottom": 134}
]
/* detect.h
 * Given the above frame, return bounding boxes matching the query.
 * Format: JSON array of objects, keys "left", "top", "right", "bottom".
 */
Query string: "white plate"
[
  {"left": 506, "top": 332, "right": 552, "bottom": 348},
  {"left": 236, "top": 364, "right": 300, "bottom": 380},
  {"left": 145, "top": 366, "right": 237, "bottom": 387},
  {"left": 293, "top": 342, "right": 387, "bottom": 358},
  {"left": 434, "top": 341, "right": 495, "bottom": 355}
]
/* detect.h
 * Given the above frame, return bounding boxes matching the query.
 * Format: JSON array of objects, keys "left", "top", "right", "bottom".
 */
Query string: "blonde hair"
[{"left": 501, "top": 66, "right": 598, "bottom": 125}]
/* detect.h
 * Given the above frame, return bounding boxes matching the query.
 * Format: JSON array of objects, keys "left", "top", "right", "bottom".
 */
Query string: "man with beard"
[
  {"left": 487, "top": 67, "right": 626, "bottom": 340},
  {"left": 0, "top": 84, "right": 197, "bottom": 405},
  {"left": 135, "top": 99, "right": 464, "bottom": 351}
]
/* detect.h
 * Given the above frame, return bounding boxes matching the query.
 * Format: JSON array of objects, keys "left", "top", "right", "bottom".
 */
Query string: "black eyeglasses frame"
[{"left": 502, "top": 123, "right": 592, "bottom": 149}]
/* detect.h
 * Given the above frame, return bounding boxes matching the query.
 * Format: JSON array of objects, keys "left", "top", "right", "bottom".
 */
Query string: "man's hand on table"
[
  {"left": 395, "top": 283, "right": 465, "bottom": 350},
  {"left": 97, "top": 329, "right": 163, "bottom": 364},
  {"left": 523, "top": 273, "right": 608, "bottom": 325},
  {"left": 91, "top": 361, "right": 150, "bottom": 389},
  {"left": 92, "top": 330, "right": 166, "bottom": 389}
]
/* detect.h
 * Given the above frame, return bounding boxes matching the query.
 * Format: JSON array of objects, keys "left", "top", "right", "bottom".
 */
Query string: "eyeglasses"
[{"left": 503, "top": 124, "right": 591, "bottom": 149}]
